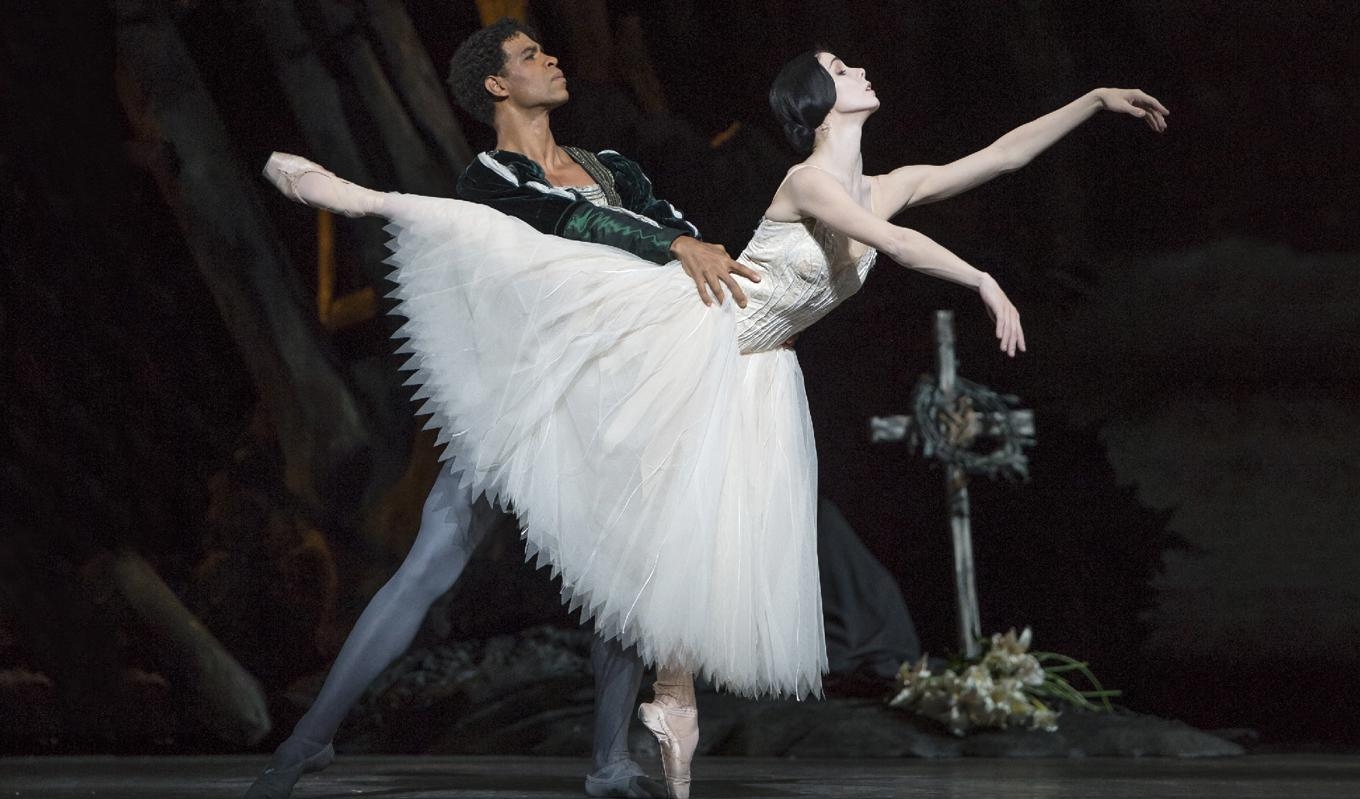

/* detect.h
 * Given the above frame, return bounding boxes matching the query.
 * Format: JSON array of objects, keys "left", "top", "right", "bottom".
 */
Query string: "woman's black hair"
[{"left": 768, "top": 50, "right": 836, "bottom": 154}]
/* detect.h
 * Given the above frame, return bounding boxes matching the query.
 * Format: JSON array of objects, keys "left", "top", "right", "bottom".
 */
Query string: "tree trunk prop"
[
  {"left": 247, "top": 0, "right": 391, "bottom": 281},
  {"left": 365, "top": 0, "right": 473, "bottom": 176},
  {"left": 304, "top": 0, "right": 456, "bottom": 196},
  {"left": 614, "top": 12, "right": 668, "bottom": 114},
  {"left": 108, "top": 551, "right": 271, "bottom": 746},
  {"left": 114, "top": 0, "right": 381, "bottom": 520}
]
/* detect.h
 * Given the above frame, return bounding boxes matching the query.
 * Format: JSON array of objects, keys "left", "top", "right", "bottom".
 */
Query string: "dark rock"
[
  {"left": 1046, "top": 707, "right": 1244, "bottom": 758},
  {"left": 332, "top": 627, "right": 1243, "bottom": 759},
  {"left": 0, "top": 669, "right": 59, "bottom": 746},
  {"left": 703, "top": 694, "right": 851, "bottom": 756},
  {"left": 338, "top": 626, "right": 593, "bottom": 754},
  {"left": 779, "top": 702, "right": 1245, "bottom": 759},
  {"left": 1208, "top": 727, "right": 1261, "bottom": 750},
  {"left": 788, "top": 704, "right": 966, "bottom": 758}
]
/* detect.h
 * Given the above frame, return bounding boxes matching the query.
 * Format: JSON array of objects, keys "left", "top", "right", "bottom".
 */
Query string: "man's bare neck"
[{"left": 493, "top": 108, "right": 567, "bottom": 171}]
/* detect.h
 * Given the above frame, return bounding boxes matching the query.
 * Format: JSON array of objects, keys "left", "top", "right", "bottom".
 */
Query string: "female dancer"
[{"left": 261, "top": 50, "right": 1164, "bottom": 797}]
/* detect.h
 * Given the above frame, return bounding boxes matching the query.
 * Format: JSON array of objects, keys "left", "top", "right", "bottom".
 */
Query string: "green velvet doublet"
[{"left": 456, "top": 148, "right": 700, "bottom": 266}]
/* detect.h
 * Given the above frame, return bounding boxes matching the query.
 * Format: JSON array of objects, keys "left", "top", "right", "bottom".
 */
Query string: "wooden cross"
[{"left": 870, "top": 311, "right": 1035, "bottom": 658}]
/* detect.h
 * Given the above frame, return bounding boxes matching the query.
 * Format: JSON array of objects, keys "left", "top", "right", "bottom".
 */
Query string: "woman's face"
[{"left": 817, "top": 52, "right": 879, "bottom": 115}]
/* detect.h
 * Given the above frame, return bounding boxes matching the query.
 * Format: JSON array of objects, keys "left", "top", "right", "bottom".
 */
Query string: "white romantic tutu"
[{"left": 382, "top": 193, "right": 825, "bottom": 699}]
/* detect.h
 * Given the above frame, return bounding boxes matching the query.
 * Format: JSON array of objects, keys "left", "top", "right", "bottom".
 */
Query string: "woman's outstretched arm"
[
  {"left": 781, "top": 168, "right": 1026, "bottom": 356},
  {"left": 871, "top": 88, "right": 1169, "bottom": 218}
]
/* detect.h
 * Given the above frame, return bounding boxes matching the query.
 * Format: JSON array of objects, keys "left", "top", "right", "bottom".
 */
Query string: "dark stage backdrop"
[{"left": 2, "top": 0, "right": 1357, "bottom": 752}]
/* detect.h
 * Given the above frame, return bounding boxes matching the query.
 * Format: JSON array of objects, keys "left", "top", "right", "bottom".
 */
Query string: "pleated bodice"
[{"left": 734, "top": 218, "right": 877, "bottom": 354}]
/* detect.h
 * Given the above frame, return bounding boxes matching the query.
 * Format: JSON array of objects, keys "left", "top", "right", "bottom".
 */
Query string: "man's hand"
[{"left": 669, "top": 236, "right": 761, "bottom": 308}]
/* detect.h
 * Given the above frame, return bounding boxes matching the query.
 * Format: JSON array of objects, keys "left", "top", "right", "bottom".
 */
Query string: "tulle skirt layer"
[{"left": 382, "top": 193, "right": 825, "bottom": 699}]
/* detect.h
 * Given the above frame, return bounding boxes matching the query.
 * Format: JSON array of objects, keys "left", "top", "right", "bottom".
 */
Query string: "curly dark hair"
[{"left": 447, "top": 18, "right": 540, "bottom": 127}]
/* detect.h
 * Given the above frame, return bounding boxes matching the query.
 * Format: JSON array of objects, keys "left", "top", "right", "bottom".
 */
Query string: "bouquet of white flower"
[{"left": 888, "top": 627, "right": 1118, "bottom": 736}]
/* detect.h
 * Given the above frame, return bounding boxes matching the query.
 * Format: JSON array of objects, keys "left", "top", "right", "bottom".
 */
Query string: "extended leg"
[
  {"left": 584, "top": 637, "right": 665, "bottom": 798},
  {"left": 263, "top": 153, "right": 387, "bottom": 217},
  {"left": 243, "top": 466, "right": 490, "bottom": 798}
]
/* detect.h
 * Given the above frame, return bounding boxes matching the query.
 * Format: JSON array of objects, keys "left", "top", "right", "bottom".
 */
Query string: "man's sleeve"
[
  {"left": 597, "top": 150, "right": 702, "bottom": 241},
  {"left": 457, "top": 152, "right": 685, "bottom": 265}
]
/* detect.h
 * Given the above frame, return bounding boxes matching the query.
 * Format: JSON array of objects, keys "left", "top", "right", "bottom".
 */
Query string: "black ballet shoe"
[{"left": 241, "top": 740, "right": 334, "bottom": 799}]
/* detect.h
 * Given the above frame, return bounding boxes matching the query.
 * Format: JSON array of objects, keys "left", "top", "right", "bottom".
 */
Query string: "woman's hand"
[
  {"left": 1095, "top": 88, "right": 1170, "bottom": 133},
  {"left": 978, "top": 274, "right": 1026, "bottom": 357}
]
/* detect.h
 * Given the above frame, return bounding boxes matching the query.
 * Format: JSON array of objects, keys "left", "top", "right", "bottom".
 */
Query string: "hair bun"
[
  {"left": 783, "top": 121, "right": 815, "bottom": 154},
  {"left": 769, "top": 50, "right": 836, "bottom": 155}
]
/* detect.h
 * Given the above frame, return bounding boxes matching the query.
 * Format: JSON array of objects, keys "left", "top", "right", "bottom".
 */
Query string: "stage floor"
[{"left": 1, "top": 754, "right": 1357, "bottom": 798}]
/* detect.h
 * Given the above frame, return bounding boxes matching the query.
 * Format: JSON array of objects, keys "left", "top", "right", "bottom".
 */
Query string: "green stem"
[
  {"left": 1037, "top": 675, "right": 1098, "bottom": 710},
  {"left": 1033, "top": 680, "right": 1084, "bottom": 706},
  {"left": 1034, "top": 651, "right": 1117, "bottom": 712}
]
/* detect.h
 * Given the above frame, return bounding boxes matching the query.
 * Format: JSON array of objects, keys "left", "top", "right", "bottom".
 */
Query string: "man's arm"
[
  {"left": 460, "top": 151, "right": 760, "bottom": 307},
  {"left": 457, "top": 151, "right": 685, "bottom": 265},
  {"left": 597, "top": 150, "right": 761, "bottom": 306},
  {"left": 597, "top": 150, "right": 700, "bottom": 238}
]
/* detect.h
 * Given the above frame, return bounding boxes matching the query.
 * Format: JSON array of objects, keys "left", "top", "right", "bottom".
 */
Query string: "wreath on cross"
[{"left": 909, "top": 375, "right": 1035, "bottom": 482}]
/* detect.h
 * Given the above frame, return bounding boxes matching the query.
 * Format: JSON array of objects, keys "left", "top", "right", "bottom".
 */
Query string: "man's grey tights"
[{"left": 280, "top": 466, "right": 646, "bottom": 781}]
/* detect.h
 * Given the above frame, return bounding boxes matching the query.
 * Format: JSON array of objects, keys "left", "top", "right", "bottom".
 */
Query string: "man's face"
[{"left": 486, "top": 32, "right": 568, "bottom": 113}]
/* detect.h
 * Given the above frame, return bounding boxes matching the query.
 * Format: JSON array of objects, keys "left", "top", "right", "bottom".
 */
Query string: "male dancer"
[
  {"left": 244, "top": 18, "right": 756, "bottom": 799},
  {"left": 451, "top": 19, "right": 757, "bottom": 307}
]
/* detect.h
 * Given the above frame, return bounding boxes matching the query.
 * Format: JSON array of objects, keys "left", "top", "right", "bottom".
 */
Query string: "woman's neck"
[{"left": 806, "top": 113, "right": 866, "bottom": 187}]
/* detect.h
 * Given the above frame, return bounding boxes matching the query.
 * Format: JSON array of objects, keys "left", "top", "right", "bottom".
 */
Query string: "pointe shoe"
[
  {"left": 638, "top": 702, "right": 698, "bottom": 799},
  {"left": 261, "top": 152, "right": 380, "bottom": 218},
  {"left": 241, "top": 739, "right": 335, "bottom": 799}
]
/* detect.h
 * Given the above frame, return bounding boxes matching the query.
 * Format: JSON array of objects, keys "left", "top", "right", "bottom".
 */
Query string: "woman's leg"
[
  {"left": 262, "top": 153, "right": 387, "bottom": 217},
  {"left": 651, "top": 666, "right": 696, "bottom": 710}
]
